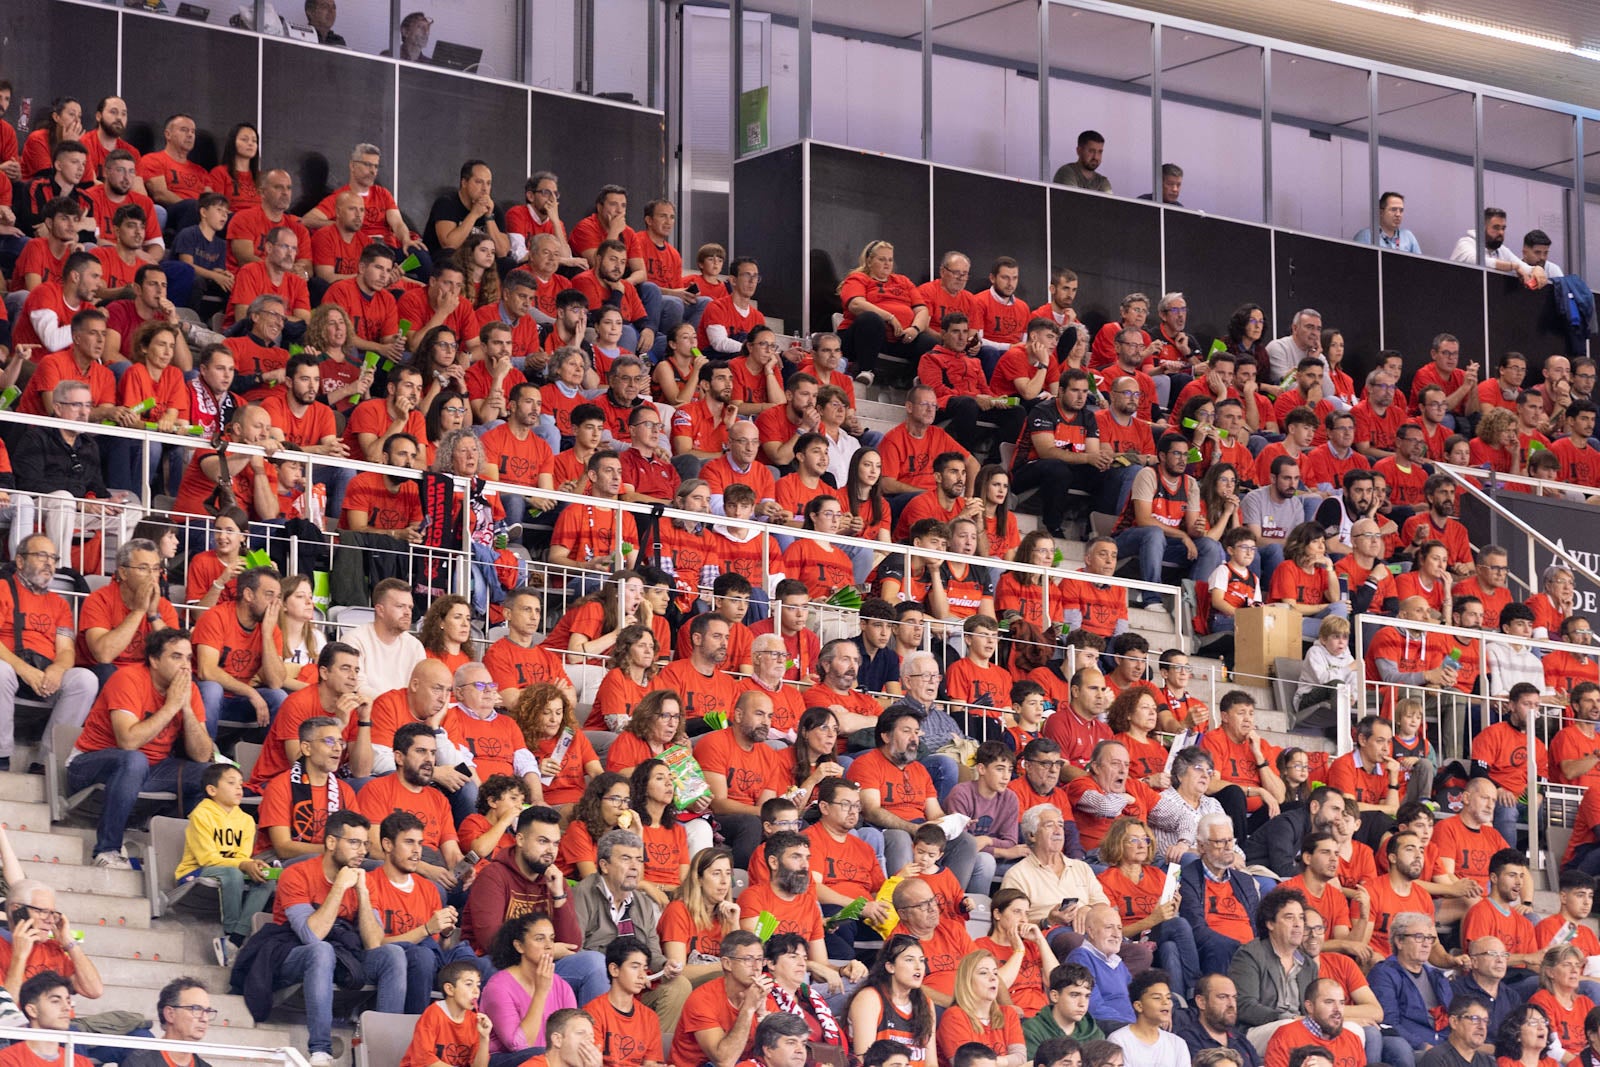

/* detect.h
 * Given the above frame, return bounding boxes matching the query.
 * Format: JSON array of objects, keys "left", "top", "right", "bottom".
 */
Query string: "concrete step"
[
  {"left": 79, "top": 921, "right": 197, "bottom": 963},
  {"left": 0, "top": 799, "right": 55, "bottom": 832},
  {"left": 96, "top": 955, "right": 232, "bottom": 990},
  {"left": 54, "top": 889, "right": 151, "bottom": 929},
  {"left": 21, "top": 859, "right": 145, "bottom": 898},
  {"left": 6, "top": 827, "right": 86, "bottom": 865},
  {"left": 0, "top": 771, "right": 45, "bottom": 803},
  {"left": 93, "top": 985, "right": 257, "bottom": 1030}
]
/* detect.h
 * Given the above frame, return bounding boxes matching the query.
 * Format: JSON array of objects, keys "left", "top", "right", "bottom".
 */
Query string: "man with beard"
[
  {"left": 655, "top": 613, "right": 743, "bottom": 728},
  {"left": 1251, "top": 785, "right": 1346, "bottom": 879},
  {"left": 480, "top": 382, "right": 558, "bottom": 525},
  {"left": 266, "top": 809, "right": 405, "bottom": 1067},
  {"left": 671, "top": 358, "right": 740, "bottom": 478},
  {"left": 849, "top": 705, "right": 979, "bottom": 883},
  {"left": 0, "top": 533, "right": 98, "bottom": 765},
  {"left": 891, "top": 874, "right": 977, "bottom": 1007},
  {"left": 572, "top": 830, "right": 690, "bottom": 1032},
  {"left": 694, "top": 690, "right": 791, "bottom": 867},
  {"left": 1173, "top": 974, "right": 1260, "bottom": 1067},
  {"left": 86, "top": 149, "right": 159, "bottom": 253},
  {"left": 260, "top": 351, "right": 351, "bottom": 511},
  {"left": 1450, "top": 208, "right": 1538, "bottom": 283},
  {"left": 974, "top": 257, "right": 1031, "bottom": 376},
  {"left": 804, "top": 638, "right": 891, "bottom": 737},
  {"left": 1544, "top": 616, "right": 1600, "bottom": 700},
  {"left": 739, "top": 830, "right": 865, "bottom": 1003},
  {"left": 190, "top": 564, "right": 287, "bottom": 733},
  {"left": 461, "top": 804, "right": 601, "bottom": 1002},
  {"left": 250, "top": 643, "right": 371, "bottom": 789},
  {"left": 1053, "top": 131, "right": 1112, "bottom": 193},
  {"left": 1261, "top": 979, "right": 1367, "bottom": 1067},
  {"left": 1470, "top": 682, "right": 1549, "bottom": 845},
  {"left": 806, "top": 779, "right": 890, "bottom": 958},
  {"left": 573, "top": 239, "right": 653, "bottom": 356},
  {"left": 1552, "top": 682, "right": 1600, "bottom": 790},
  {"left": 340, "top": 433, "right": 423, "bottom": 540},
  {"left": 1093, "top": 374, "right": 1158, "bottom": 515},
  {"left": 366, "top": 812, "right": 483, "bottom": 1012},
  {"left": 257, "top": 716, "right": 351, "bottom": 864},
  {"left": 352, "top": 722, "right": 468, "bottom": 894}
]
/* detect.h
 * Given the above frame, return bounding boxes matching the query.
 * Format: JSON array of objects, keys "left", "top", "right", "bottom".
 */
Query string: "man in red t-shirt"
[
  {"left": 136, "top": 113, "right": 212, "bottom": 232},
  {"left": 692, "top": 690, "right": 788, "bottom": 865},
  {"left": 0, "top": 534, "right": 99, "bottom": 757},
  {"left": 1471, "top": 682, "right": 1549, "bottom": 844},
  {"left": 368, "top": 811, "right": 482, "bottom": 1012},
  {"left": 268, "top": 808, "right": 406, "bottom": 1060},
  {"left": 67, "top": 629, "right": 212, "bottom": 867},
  {"left": 847, "top": 705, "right": 981, "bottom": 890},
  {"left": 669, "top": 930, "right": 766, "bottom": 1067},
  {"left": 303, "top": 145, "right": 424, "bottom": 257},
  {"left": 353, "top": 723, "right": 467, "bottom": 885},
  {"left": 227, "top": 225, "right": 310, "bottom": 331},
  {"left": 322, "top": 243, "right": 403, "bottom": 359},
  {"left": 192, "top": 565, "right": 289, "bottom": 730},
  {"left": 345, "top": 364, "right": 427, "bottom": 463}
]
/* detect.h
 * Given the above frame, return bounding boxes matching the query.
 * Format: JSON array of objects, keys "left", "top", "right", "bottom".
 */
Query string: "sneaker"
[
  {"left": 854, "top": 369, "right": 875, "bottom": 387},
  {"left": 93, "top": 849, "right": 133, "bottom": 870},
  {"left": 212, "top": 936, "right": 232, "bottom": 968},
  {"left": 309, "top": 1053, "right": 335, "bottom": 1067}
]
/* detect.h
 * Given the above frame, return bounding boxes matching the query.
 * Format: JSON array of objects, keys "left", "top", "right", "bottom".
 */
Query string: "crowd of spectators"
[{"left": 2, "top": 73, "right": 1600, "bottom": 1067}]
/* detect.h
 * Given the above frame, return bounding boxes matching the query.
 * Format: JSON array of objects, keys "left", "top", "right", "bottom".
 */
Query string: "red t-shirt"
[
  {"left": 225, "top": 209, "right": 311, "bottom": 272},
  {"left": 587, "top": 993, "right": 664, "bottom": 1067},
  {"left": 401, "top": 1002, "right": 481, "bottom": 1067},
  {"left": 847, "top": 748, "right": 934, "bottom": 822},
  {"left": 1431, "top": 817, "right": 1509, "bottom": 888},
  {"left": 314, "top": 184, "right": 400, "bottom": 243},
  {"left": 192, "top": 602, "right": 266, "bottom": 684},
  {"left": 76, "top": 666, "right": 205, "bottom": 766},
  {"left": 227, "top": 261, "right": 310, "bottom": 327},
  {"left": 324, "top": 278, "right": 400, "bottom": 344},
  {"left": 353, "top": 775, "right": 458, "bottom": 852},
  {"left": 137, "top": 150, "right": 211, "bottom": 200}
]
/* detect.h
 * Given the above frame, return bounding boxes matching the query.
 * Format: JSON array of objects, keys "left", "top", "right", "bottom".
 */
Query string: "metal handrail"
[
  {"left": 1434, "top": 461, "right": 1600, "bottom": 593},
  {"left": 0, "top": 1025, "right": 310, "bottom": 1067}
]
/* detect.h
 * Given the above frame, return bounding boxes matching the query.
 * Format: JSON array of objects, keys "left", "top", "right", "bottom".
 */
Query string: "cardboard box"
[{"left": 1233, "top": 603, "right": 1300, "bottom": 682}]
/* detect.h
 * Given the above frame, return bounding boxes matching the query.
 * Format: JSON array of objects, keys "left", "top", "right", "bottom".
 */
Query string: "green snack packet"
[
  {"left": 311, "top": 571, "right": 332, "bottom": 613},
  {"left": 1208, "top": 338, "right": 1227, "bottom": 356},
  {"left": 1052, "top": 549, "right": 1064, "bottom": 566},
  {"left": 0, "top": 386, "right": 20, "bottom": 411},
  {"left": 1186, "top": 446, "right": 1203, "bottom": 463},
  {"left": 243, "top": 549, "right": 274, "bottom": 570},
  {"left": 825, "top": 587, "right": 863, "bottom": 610},
  {"left": 702, "top": 710, "right": 728, "bottom": 730},
  {"left": 263, "top": 866, "right": 282, "bottom": 880},
  {"left": 619, "top": 541, "right": 635, "bottom": 556},
  {"left": 754, "top": 911, "right": 780, "bottom": 941},
  {"left": 398, "top": 254, "right": 421, "bottom": 274}
]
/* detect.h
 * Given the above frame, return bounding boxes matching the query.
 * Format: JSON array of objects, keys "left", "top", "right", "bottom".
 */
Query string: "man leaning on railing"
[{"left": 118, "top": 978, "right": 216, "bottom": 1067}]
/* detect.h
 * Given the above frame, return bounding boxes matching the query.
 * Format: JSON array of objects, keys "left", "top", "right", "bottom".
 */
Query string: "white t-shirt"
[{"left": 1109, "top": 1026, "right": 1192, "bottom": 1067}]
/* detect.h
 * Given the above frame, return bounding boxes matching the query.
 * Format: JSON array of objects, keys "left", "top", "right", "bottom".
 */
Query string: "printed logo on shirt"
[{"left": 291, "top": 800, "right": 328, "bottom": 843}]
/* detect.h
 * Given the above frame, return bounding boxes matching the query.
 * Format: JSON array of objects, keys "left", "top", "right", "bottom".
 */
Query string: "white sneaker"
[
  {"left": 854, "top": 369, "right": 875, "bottom": 387},
  {"left": 212, "top": 936, "right": 233, "bottom": 968},
  {"left": 93, "top": 849, "right": 133, "bottom": 870},
  {"left": 308, "top": 1053, "right": 334, "bottom": 1067}
]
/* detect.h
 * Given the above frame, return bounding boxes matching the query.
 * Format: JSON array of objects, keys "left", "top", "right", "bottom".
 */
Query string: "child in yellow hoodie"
[{"left": 176, "top": 763, "right": 276, "bottom": 966}]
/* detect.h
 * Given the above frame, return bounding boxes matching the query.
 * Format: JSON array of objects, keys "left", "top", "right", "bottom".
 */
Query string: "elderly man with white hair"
[
  {"left": 1179, "top": 810, "right": 1261, "bottom": 976},
  {"left": 1368, "top": 911, "right": 1452, "bottom": 1067},
  {"left": 1001, "top": 803, "right": 1155, "bottom": 971},
  {"left": 0, "top": 879, "right": 105, "bottom": 999},
  {"left": 888, "top": 648, "right": 965, "bottom": 804}
]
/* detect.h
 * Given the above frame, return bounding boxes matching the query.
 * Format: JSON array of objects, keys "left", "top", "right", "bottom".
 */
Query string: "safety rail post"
[{"left": 0, "top": 1025, "right": 311, "bottom": 1067}]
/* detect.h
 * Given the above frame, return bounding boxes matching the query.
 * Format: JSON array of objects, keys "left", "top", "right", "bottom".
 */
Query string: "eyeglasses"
[
  {"left": 725, "top": 954, "right": 765, "bottom": 964},
  {"left": 1402, "top": 933, "right": 1439, "bottom": 944},
  {"left": 749, "top": 341, "right": 778, "bottom": 352},
  {"left": 122, "top": 564, "right": 162, "bottom": 575},
  {"left": 1457, "top": 1015, "right": 1490, "bottom": 1026},
  {"left": 899, "top": 897, "right": 940, "bottom": 912},
  {"left": 441, "top": 406, "right": 468, "bottom": 416},
  {"left": 315, "top": 737, "right": 347, "bottom": 749},
  {"left": 1028, "top": 760, "right": 1065, "bottom": 771},
  {"left": 1204, "top": 837, "right": 1236, "bottom": 847},
  {"left": 1471, "top": 951, "right": 1510, "bottom": 961},
  {"left": 824, "top": 801, "right": 861, "bottom": 812},
  {"left": 768, "top": 819, "right": 803, "bottom": 830},
  {"left": 24, "top": 551, "right": 61, "bottom": 563},
  {"left": 602, "top": 795, "right": 632, "bottom": 806},
  {"left": 172, "top": 1005, "right": 221, "bottom": 1021},
  {"left": 434, "top": 341, "right": 459, "bottom": 352},
  {"left": 458, "top": 680, "right": 499, "bottom": 691},
  {"left": 18, "top": 905, "right": 62, "bottom": 924},
  {"left": 1114, "top": 390, "right": 1143, "bottom": 400},
  {"left": 535, "top": 187, "right": 559, "bottom": 199}
]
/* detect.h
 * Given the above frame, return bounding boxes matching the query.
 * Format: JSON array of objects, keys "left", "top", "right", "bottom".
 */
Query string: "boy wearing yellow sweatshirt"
[{"left": 176, "top": 763, "right": 276, "bottom": 966}]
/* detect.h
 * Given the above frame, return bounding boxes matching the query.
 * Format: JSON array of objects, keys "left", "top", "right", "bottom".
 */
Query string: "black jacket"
[
  {"left": 229, "top": 919, "right": 369, "bottom": 1022},
  {"left": 1171, "top": 1004, "right": 1262, "bottom": 1067},
  {"left": 14, "top": 427, "right": 108, "bottom": 499},
  {"left": 1247, "top": 807, "right": 1310, "bottom": 877}
]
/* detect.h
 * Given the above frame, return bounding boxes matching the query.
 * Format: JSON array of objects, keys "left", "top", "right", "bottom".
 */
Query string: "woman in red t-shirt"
[
  {"left": 843, "top": 448, "right": 894, "bottom": 552},
  {"left": 660, "top": 846, "right": 740, "bottom": 984},
  {"left": 589, "top": 624, "right": 659, "bottom": 731},
  {"left": 1269, "top": 522, "right": 1344, "bottom": 641},
  {"left": 836, "top": 240, "right": 936, "bottom": 384},
  {"left": 1530, "top": 945, "right": 1595, "bottom": 1055},
  {"left": 1472, "top": 408, "right": 1524, "bottom": 475},
  {"left": 113, "top": 321, "right": 193, "bottom": 494},
  {"left": 630, "top": 757, "right": 689, "bottom": 902},
  {"left": 554, "top": 771, "right": 632, "bottom": 879},
  {"left": 978, "top": 465, "right": 1020, "bottom": 561},
  {"left": 210, "top": 123, "right": 262, "bottom": 213},
  {"left": 1394, "top": 541, "right": 1450, "bottom": 618},
  {"left": 509, "top": 681, "right": 601, "bottom": 811},
  {"left": 1096, "top": 817, "right": 1191, "bottom": 993},
  {"left": 996, "top": 531, "right": 1056, "bottom": 634},
  {"left": 935, "top": 951, "right": 1025, "bottom": 1067},
  {"left": 1108, "top": 688, "right": 1171, "bottom": 786},
  {"left": 975, "top": 889, "right": 1056, "bottom": 1017},
  {"left": 783, "top": 496, "right": 855, "bottom": 600},
  {"left": 187, "top": 507, "right": 246, "bottom": 609},
  {"left": 1495, "top": 1002, "right": 1561, "bottom": 1067},
  {"left": 420, "top": 594, "right": 476, "bottom": 677},
  {"left": 604, "top": 689, "right": 688, "bottom": 774}
]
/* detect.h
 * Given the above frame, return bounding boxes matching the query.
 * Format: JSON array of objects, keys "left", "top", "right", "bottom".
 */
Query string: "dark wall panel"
[
  {"left": 1487, "top": 274, "right": 1571, "bottom": 382},
  {"left": 0, "top": 2, "right": 117, "bottom": 137},
  {"left": 808, "top": 144, "right": 930, "bottom": 333},
  {"left": 1380, "top": 251, "right": 1485, "bottom": 395},
  {"left": 1273, "top": 234, "right": 1381, "bottom": 385},
  {"left": 932, "top": 169, "right": 1048, "bottom": 309},
  {"left": 529, "top": 93, "right": 665, "bottom": 236},
  {"left": 262, "top": 41, "right": 395, "bottom": 217},
  {"left": 1163, "top": 212, "right": 1272, "bottom": 354},
  {"left": 1049, "top": 189, "right": 1159, "bottom": 337},
  {"left": 398, "top": 67, "right": 528, "bottom": 238},
  {"left": 733, "top": 147, "right": 803, "bottom": 331},
  {"left": 120, "top": 18, "right": 257, "bottom": 169}
]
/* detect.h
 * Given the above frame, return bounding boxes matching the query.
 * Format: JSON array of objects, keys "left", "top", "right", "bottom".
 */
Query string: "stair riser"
[{"left": 21, "top": 860, "right": 144, "bottom": 897}]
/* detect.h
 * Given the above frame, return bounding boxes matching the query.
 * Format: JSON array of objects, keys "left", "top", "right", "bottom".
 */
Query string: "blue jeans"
[
  {"left": 66, "top": 749, "right": 209, "bottom": 857},
  {"left": 554, "top": 950, "right": 608, "bottom": 1004},
  {"left": 1494, "top": 802, "right": 1523, "bottom": 848},
  {"left": 1192, "top": 926, "right": 1243, "bottom": 978},
  {"left": 1113, "top": 526, "right": 1222, "bottom": 598},
  {"left": 275, "top": 940, "right": 406, "bottom": 1055},
  {"left": 925, "top": 754, "right": 957, "bottom": 804},
  {"left": 397, "top": 938, "right": 487, "bottom": 1013},
  {"left": 1151, "top": 917, "right": 1199, "bottom": 997},
  {"left": 1299, "top": 601, "right": 1349, "bottom": 641},
  {"left": 199, "top": 682, "right": 288, "bottom": 734}
]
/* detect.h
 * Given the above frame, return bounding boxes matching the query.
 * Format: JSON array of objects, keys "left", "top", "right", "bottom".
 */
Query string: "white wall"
[{"left": 307, "top": 0, "right": 523, "bottom": 84}]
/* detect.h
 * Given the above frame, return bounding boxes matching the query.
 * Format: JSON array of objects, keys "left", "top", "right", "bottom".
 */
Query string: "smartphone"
[{"left": 1059, "top": 897, "right": 1078, "bottom": 913}]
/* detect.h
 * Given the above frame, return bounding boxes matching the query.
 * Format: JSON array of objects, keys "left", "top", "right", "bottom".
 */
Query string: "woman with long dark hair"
[
  {"left": 843, "top": 447, "right": 893, "bottom": 585},
  {"left": 1224, "top": 303, "right": 1268, "bottom": 369},
  {"left": 481, "top": 912, "right": 576, "bottom": 1061},
  {"left": 455, "top": 230, "right": 502, "bottom": 309},
  {"left": 848, "top": 934, "right": 936, "bottom": 1062},
  {"left": 629, "top": 757, "right": 688, "bottom": 903},
  {"left": 788, "top": 706, "right": 846, "bottom": 808},
  {"left": 414, "top": 325, "right": 468, "bottom": 419},
  {"left": 976, "top": 464, "right": 1019, "bottom": 562},
  {"left": 209, "top": 122, "right": 261, "bottom": 212},
  {"left": 554, "top": 771, "right": 632, "bottom": 879}
]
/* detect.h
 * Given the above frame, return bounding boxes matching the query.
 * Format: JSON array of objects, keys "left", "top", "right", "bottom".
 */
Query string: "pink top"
[{"left": 480, "top": 968, "right": 576, "bottom": 1053}]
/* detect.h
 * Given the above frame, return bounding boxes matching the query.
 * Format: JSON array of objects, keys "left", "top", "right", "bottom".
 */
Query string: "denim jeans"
[
  {"left": 554, "top": 950, "right": 608, "bottom": 1004},
  {"left": 397, "top": 938, "right": 488, "bottom": 1013},
  {"left": 275, "top": 940, "right": 406, "bottom": 1055},
  {"left": 66, "top": 749, "right": 209, "bottom": 856},
  {"left": 199, "top": 863, "right": 277, "bottom": 941},
  {"left": 1150, "top": 916, "right": 1199, "bottom": 997},
  {"left": 198, "top": 682, "right": 288, "bottom": 735},
  {"left": 1113, "top": 525, "right": 1223, "bottom": 596}
]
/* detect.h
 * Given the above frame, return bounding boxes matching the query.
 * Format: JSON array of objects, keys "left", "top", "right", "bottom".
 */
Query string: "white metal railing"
[
  {"left": 1350, "top": 612, "right": 1600, "bottom": 867},
  {"left": 1435, "top": 461, "right": 1600, "bottom": 596},
  {"left": 0, "top": 1025, "right": 309, "bottom": 1067}
]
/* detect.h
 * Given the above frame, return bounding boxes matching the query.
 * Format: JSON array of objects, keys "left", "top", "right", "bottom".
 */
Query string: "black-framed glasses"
[{"left": 172, "top": 1005, "right": 221, "bottom": 1021}]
